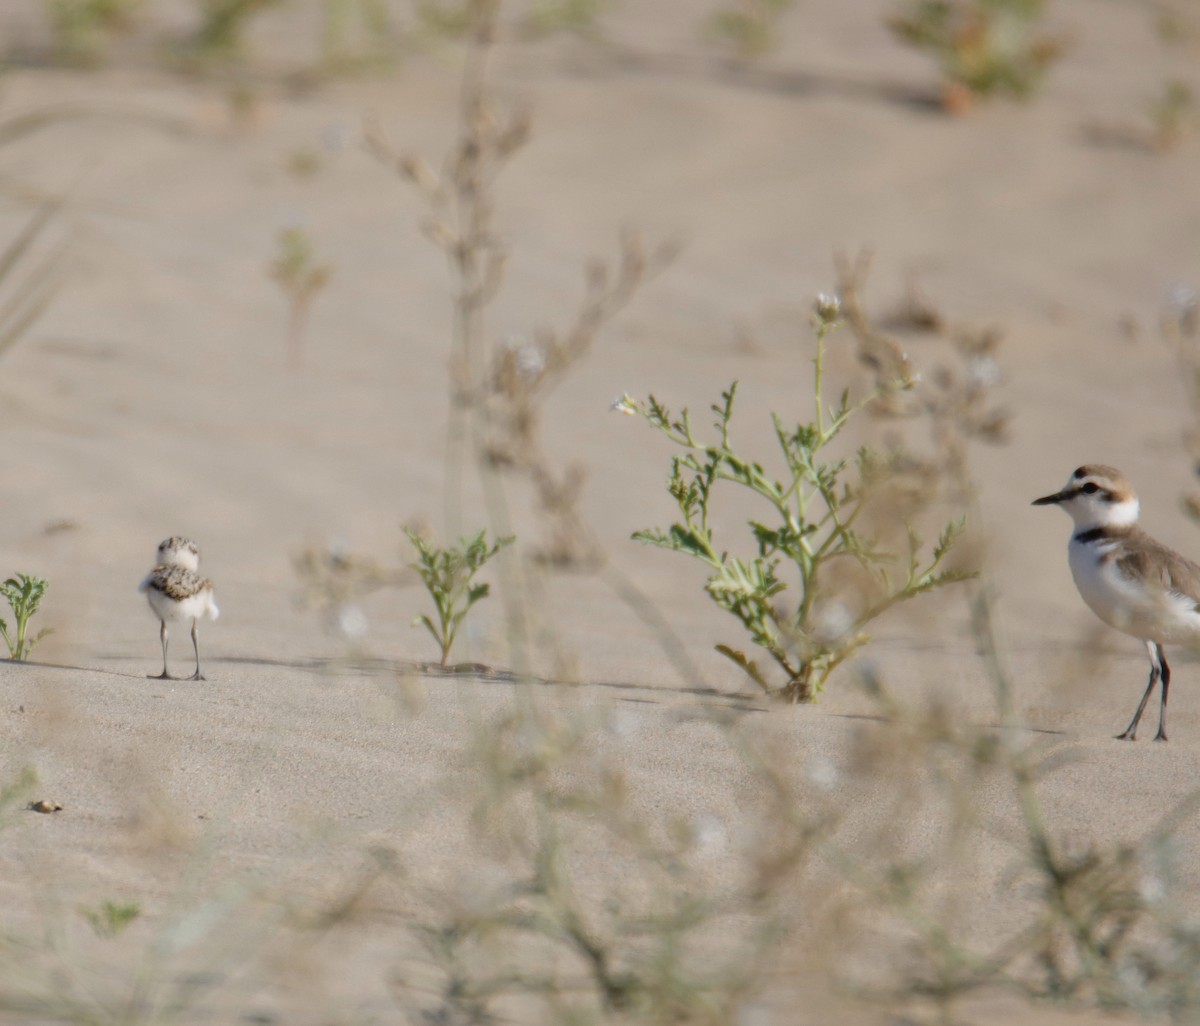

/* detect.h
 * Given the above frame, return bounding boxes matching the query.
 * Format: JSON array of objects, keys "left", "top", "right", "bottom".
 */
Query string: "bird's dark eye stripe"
[{"left": 1072, "top": 481, "right": 1115, "bottom": 500}]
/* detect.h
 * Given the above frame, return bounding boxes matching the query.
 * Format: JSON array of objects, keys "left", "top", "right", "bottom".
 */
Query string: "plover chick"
[
  {"left": 138, "top": 536, "right": 219, "bottom": 681},
  {"left": 1034, "top": 465, "right": 1200, "bottom": 741}
]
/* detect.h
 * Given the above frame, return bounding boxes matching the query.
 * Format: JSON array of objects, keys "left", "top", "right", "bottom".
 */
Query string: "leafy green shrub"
[
  {"left": 0, "top": 573, "right": 53, "bottom": 661},
  {"left": 187, "top": 0, "right": 284, "bottom": 60},
  {"left": 619, "top": 299, "right": 973, "bottom": 702},
  {"left": 889, "top": 0, "right": 1066, "bottom": 108},
  {"left": 44, "top": 0, "right": 142, "bottom": 63},
  {"left": 405, "top": 528, "right": 513, "bottom": 666},
  {"left": 80, "top": 900, "right": 142, "bottom": 938}
]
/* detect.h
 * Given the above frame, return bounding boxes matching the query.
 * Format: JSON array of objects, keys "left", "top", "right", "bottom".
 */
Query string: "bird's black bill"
[{"left": 1032, "top": 491, "right": 1067, "bottom": 506}]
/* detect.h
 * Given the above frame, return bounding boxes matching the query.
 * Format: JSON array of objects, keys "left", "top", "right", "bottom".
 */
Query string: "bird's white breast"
[{"left": 1068, "top": 537, "right": 1200, "bottom": 643}]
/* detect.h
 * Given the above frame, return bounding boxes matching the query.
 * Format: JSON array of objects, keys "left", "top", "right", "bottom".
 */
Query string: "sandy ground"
[{"left": 1, "top": 1, "right": 1200, "bottom": 1022}]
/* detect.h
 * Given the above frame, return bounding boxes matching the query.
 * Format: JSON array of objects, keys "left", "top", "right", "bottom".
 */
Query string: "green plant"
[
  {"left": 365, "top": 2, "right": 685, "bottom": 687},
  {"left": 404, "top": 527, "right": 513, "bottom": 666},
  {"left": 1148, "top": 78, "right": 1196, "bottom": 151},
  {"left": 187, "top": 0, "right": 284, "bottom": 59},
  {"left": 889, "top": 0, "right": 1066, "bottom": 108},
  {"left": 80, "top": 900, "right": 142, "bottom": 938},
  {"left": 412, "top": 0, "right": 476, "bottom": 38},
  {"left": 44, "top": 0, "right": 142, "bottom": 63},
  {"left": 1154, "top": 0, "right": 1200, "bottom": 49},
  {"left": 525, "top": 0, "right": 609, "bottom": 37},
  {"left": 0, "top": 574, "right": 53, "bottom": 661},
  {"left": 833, "top": 587, "right": 1200, "bottom": 1023},
  {"left": 394, "top": 697, "right": 817, "bottom": 1026},
  {"left": 620, "top": 299, "right": 973, "bottom": 703},
  {"left": 321, "top": 0, "right": 394, "bottom": 69},
  {"left": 706, "top": 0, "right": 798, "bottom": 59},
  {"left": 268, "top": 226, "right": 331, "bottom": 370}
]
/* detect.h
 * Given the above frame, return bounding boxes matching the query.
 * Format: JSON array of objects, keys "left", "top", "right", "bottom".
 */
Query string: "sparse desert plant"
[
  {"left": 834, "top": 249, "right": 1011, "bottom": 504},
  {"left": 393, "top": 697, "right": 821, "bottom": 1026},
  {"left": 404, "top": 526, "right": 513, "bottom": 667},
  {"left": 1153, "top": 0, "right": 1200, "bottom": 50},
  {"left": 412, "top": 0, "right": 477, "bottom": 38},
  {"left": 321, "top": 0, "right": 394, "bottom": 69},
  {"left": 524, "top": 0, "right": 609, "bottom": 37},
  {"left": 620, "top": 299, "right": 974, "bottom": 703},
  {"left": 706, "top": 0, "right": 798, "bottom": 59},
  {"left": 294, "top": 538, "right": 409, "bottom": 644},
  {"left": 0, "top": 573, "right": 53, "bottom": 662},
  {"left": 889, "top": 0, "right": 1066, "bottom": 109},
  {"left": 80, "top": 900, "right": 142, "bottom": 938},
  {"left": 365, "top": 0, "right": 686, "bottom": 687},
  {"left": 366, "top": 6, "right": 669, "bottom": 564},
  {"left": 268, "top": 226, "right": 331, "bottom": 370},
  {"left": 44, "top": 0, "right": 142, "bottom": 63},
  {"left": 1148, "top": 78, "right": 1196, "bottom": 151},
  {"left": 834, "top": 586, "right": 1200, "bottom": 1023},
  {"left": 185, "top": 0, "right": 284, "bottom": 60}
]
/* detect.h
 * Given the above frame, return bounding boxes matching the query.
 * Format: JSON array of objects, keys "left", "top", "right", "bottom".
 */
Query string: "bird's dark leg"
[
  {"left": 1117, "top": 640, "right": 1160, "bottom": 740},
  {"left": 1154, "top": 643, "right": 1170, "bottom": 742},
  {"left": 147, "top": 620, "right": 174, "bottom": 680},
  {"left": 187, "top": 620, "right": 205, "bottom": 681}
]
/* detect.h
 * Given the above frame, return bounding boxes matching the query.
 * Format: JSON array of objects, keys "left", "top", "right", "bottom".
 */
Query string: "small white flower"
[
  {"left": 1164, "top": 281, "right": 1198, "bottom": 337},
  {"left": 610, "top": 394, "right": 638, "bottom": 415},
  {"left": 806, "top": 754, "right": 839, "bottom": 791},
  {"left": 502, "top": 334, "right": 546, "bottom": 381},
  {"left": 813, "top": 601, "right": 853, "bottom": 645},
  {"left": 607, "top": 707, "right": 639, "bottom": 739},
  {"left": 691, "top": 814, "right": 727, "bottom": 856},
  {"left": 514, "top": 346, "right": 545, "bottom": 379},
  {"left": 813, "top": 292, "right": 843, "bottom": 324},
  {"left": 326, "top": 535, "right": 351, "bottom": 568},
  {"left": 967, "top": 354, "right": 1002, "bottom": 388},
  {"left": 1164, "top": 281, "right": 1198, "bottom": 318},
  {"left": 338, "top": 604, "right": 368, "bottom": 639},
  {"left": 1138, "top": 870, "right": 1166, "bottom": 904}
]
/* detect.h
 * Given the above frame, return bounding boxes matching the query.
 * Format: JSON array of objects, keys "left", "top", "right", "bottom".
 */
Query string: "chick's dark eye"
[{"left": 1081, "top": 482, "right": 1100, "bottom": 494}]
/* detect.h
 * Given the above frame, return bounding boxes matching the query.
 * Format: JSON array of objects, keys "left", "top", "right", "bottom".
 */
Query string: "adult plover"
[
  {"left": 138, "top": 536, "right": 219, "bottom": 681},
  {"left": 1034, "top": 465, "right": 1200, "bottom": 741}
]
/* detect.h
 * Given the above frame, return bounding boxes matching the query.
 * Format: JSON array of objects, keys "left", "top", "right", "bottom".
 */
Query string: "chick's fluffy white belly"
[
  {"left": 140, "top": 578, "right": 219, "bottom": 623},
  {"left": 1069, "top": 541, "right": 1200, "bottom": 643}
]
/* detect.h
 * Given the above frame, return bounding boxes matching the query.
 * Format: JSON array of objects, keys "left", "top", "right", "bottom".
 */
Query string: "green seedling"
[
  {"left": 268, "top": 226, "right": 331, "bottom": 370},
  {"left": 45, "top": 0, "right": 142, "bottom": 63},
  {"left": 322, "top": 0, "right": 393, "bottom": 69},
  {"left": 413, "top": 0, "right": 475, "bottom": 38},
  {"left": 404, "top": 527, "right": 513, "bottom": 666},
  {"left": 187, "top": 0, "right": 283, "bottom": 60},
  {"left": 706, "top": 0, "right": 798, "bottom": 59},
  {"left": 889, "top": 0, "right": 1066, "bottom": 109},
  {"left": 1149, "top": 78, "right": 1195, "bottom": 151},
  {"left": 622, "top": 300, "right": 973, "bottom": 703},
  {"left": 80, "top": 900, "right": 142, "bottom": 938},
  {"left": 0, "top": 574, "right": 53, "bottom": 662},
  {"left": 525, "top": 0, "right": 609, "bottom": 37}
]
